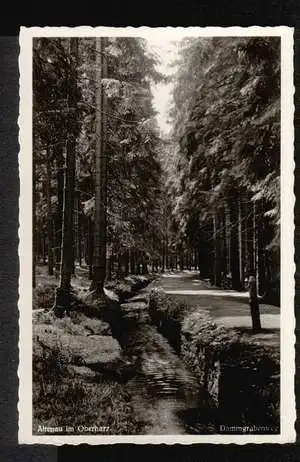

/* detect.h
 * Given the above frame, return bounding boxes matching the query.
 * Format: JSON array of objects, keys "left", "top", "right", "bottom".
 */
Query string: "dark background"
[{"left": 1, "top": 3, "right": 300, "bottom": 460}]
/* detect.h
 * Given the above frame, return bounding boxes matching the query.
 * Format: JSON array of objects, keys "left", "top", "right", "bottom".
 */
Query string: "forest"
[{"left": 32, "top": 35, "right": 280, "bottom": 309}]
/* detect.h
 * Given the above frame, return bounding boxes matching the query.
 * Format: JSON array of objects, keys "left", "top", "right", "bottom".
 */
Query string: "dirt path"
[{"left": 150, "top": 270, "right": 280, "bottom": 332}]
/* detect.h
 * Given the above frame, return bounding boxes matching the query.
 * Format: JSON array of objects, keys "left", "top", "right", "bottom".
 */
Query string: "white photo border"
[{"left": 18, "top": 25, "right": 295, "bottom": 445}]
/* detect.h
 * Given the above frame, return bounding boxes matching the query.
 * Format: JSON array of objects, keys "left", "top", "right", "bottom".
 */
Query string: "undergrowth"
[{"left": 32, "top": 337, "right": 146, "bottom": 435}]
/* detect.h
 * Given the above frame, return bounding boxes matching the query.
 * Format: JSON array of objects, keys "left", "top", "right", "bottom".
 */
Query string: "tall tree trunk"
[
  {"left": 90, "top": 36, "right": 108, "bottom": 298},
  {"left": 142, "top": 257, "right": 148, "bottom": 274},
  {"left": 42, "top": 227, "right": 47, "bottom": 265},
  {"left": 242, "top": 199, "right": 247, "bottom": 285},
  {"left": 246, "top": 198, "right": 255, "bottom": 275},
  {"left": 32, "top": 150, "right": 37, "bottom": 288},
  {"left": 54, "top": 38, "right": 78, "bottom": 314},
  {"left": 253, "top": 202, "right": 259, "bottom": 293},
  {"left": 179, "top": 246, "right": 184, "bottom": 271},
  {"left": 107, "top": 252, "right": 113, "bottom": 280},
  {"left": 130, "top": 248, "right": 135, "bottom": 275},
  {"left": 194, "top": 248, "right": 198, "bottom": 271},
  {"left": 55, "top": 145, "right": 64, "bottom": 271},
  {"left": 229, "top": 196, "right": 242, "bottom": 290},
  {"left": 46, "top": 148, "right": 54, "bottom": 276},
  {"left": 87, "top": 216, "right": 94, "bottom": 280},
  {"left": 225, "top": 203, "right": 231, "bottom": 276},
  {"left": 249, "top": 275, "right": 261, "bottom": 332},
  {"left": 238, "top": 198, "right": 244, "bottom": 290},
  {"left": 221, "top": 208, "right": 227, "bottom": 280},
  {"left": 124, "top": 249, "right": 129, "bottom": 276},
  {"left": 257, "top": 202, "right": 266, "bottom": 296},
  {"left": 213, "top": 212, "right": 222, "bottom": 286},
  {"left": 73, "top": 191, "right": 81, "bottom": 271},
  {"left": 77, "top": 191, "right": 82, "bottom": 266},
  {"left": 165, "top": 238, "right": 169, "bottom": 270}
]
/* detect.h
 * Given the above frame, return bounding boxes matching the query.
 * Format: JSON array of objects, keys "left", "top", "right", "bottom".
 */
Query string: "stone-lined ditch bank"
[{"left": 148, "top": 288, "right": 280, "bottom": 432}]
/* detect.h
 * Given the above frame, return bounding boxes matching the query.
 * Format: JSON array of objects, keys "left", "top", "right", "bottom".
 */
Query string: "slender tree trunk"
[
  {"left": 36, "top": 225, "right": 40, "bottom": 264},
  {"left": 87, "top": 216, "right": 94, "bottom": 280},
  {"left": 213, "top": 212, "right": 222, "bottom": 286},
  {"left": 90, "top": 36, "right": 108, "bottom": 298},
  {"left": 54, "top": 38, "right": 78, "bottom": 315},
  {"left": 71, "top": 195, "right": 76, "bottom": 276},
  {"left": 194, "top": 248, "right": 198, "bottom": 271},
  {"left": 253, "top": 202, "right": 259, "bottom": 293},
  {"left": 130, "top": 248, "right": 135, "bottom": 275},
  {"left": 42, "top": 227, "right": 47, "bottom": 265},
  {"left": 55, "top": 146, "right": 64, "bottom": 271},
  {"left": 257, "top": 202, "right": 266, "bottom": 296},
  {"left": 137, "top": 251, "right": 142, "bottom": 274},
  {"left": 32, "top": 150, "right": 37, "bottom": 288},
  {"left": 165, "top": 238, "right": 169, "bottom": 270},
  {"left": 77, "top": 192, "right": 82, "bottom": 266},
  {"left": 197, "top": 247, "right": 201, "bottom": 273},
  {"left": 107, "top": 253, "right": 113, "bottom": 280},
  {"left": 249, "top": 274, "right": 261, "bottom": 332},
  {"left": 74, "top": 192, "right": 78, "bottom": 266},
  {"left": 117, "top": 253, "right": 124, "bottom": 278},
  {"left": 221, "top": 208, "right": 227, "bottom": 280},
  {"left": 58, "top": 142, "right": 75, "bottom": 298},
  {"left": 124, "top": 249, "right": 129, "bottom": 276},
  {"left": 128, "top": 248, "right": 131, "bottom": 274},
  {"left": 179, "top": 246, "right": 184, "bottom": 271},
  {"left": 247, "top": 199, "right": 255, "bottom": 275},
  {"left": 238, "top": 198, "right": 244, "bottom": 290},
  {"left": 229, "top": 196, "right": 242, "bottom": 290},
  {"left": 242, "top": 199, "right": 248, "bottom": 284},
  {"left": 225, "top": 203, "right": 231, "bottom": 277},
  {"left": 46, "top": 148, "right": 54, "bottom": 276}
]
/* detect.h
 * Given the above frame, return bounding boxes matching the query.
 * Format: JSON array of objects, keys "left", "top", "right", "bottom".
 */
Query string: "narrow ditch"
[{"left": 107, "top": 294, "right": 217, "bottom": 434}]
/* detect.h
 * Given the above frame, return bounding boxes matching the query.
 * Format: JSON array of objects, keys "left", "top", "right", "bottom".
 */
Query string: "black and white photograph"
[{"left": 18, "top": 26, "right": 295, "bottom": 444}]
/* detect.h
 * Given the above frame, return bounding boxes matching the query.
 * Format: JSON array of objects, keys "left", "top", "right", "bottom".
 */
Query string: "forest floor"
[
  {"left": 32, "top": 266, "right": 280, "bottom": 435},
  {"left": 32, "top": 265, "right": 154, "bottom": 435}
]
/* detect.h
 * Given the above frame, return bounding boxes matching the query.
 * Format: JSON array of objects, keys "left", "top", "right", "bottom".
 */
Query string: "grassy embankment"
[{"left": 33, "top": 266, "right": 153, "bottom": 435}]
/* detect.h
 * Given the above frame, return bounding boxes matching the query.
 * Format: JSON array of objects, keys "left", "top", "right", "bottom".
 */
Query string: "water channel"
[{"left": 110, "top": 294, "right": 218, "bottom": 435}]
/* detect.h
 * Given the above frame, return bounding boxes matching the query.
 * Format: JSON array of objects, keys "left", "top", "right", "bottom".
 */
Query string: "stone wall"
[{"left": 182, "top": 310, "right": 280, "bottom": 428}]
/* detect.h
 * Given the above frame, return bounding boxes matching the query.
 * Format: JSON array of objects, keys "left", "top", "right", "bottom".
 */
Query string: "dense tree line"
[
  {"left": 163, "top": 37, "right": 280, "bottom": 300},
  {"left": 33, "top": 37, "right": 165, "bottom": 309}
]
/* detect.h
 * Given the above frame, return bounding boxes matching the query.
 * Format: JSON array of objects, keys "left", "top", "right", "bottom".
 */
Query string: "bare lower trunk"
[
  {"left": 87, "top": 216, "right": 94, "bottom": 280},
  {"left": 238, "top": 198, "right": 244, "bottom": 290},
  {"left": 55, "top": 146, "right": 64, "bottom": 271},
  {"left": 213, "top": 212, "right": 222, "bottom": 286},
  {"left": 249, "top": 275, "right": 261, "bottom": 332},
  {"left": 46, "top": 148, "right": 54, "bottom": 276},
  {"left": 32, "top": 151, "right": 37, "bottom": 288},
  {"left": 90, "top": 37, "right": 108, "bottom": 298},
  {"left": 229, "top": 197, "right": 242, "bottom": 290},
  {"left": 54, "top": 38, "right": 78, "bottom": 315}
]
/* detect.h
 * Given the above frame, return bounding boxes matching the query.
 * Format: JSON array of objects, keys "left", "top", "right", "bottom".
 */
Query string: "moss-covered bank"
[{"left": 148, "top": 288, "right": 280, "bottom": 430}]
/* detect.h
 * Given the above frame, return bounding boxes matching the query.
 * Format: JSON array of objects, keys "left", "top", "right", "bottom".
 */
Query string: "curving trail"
[{"left": 151, "top": 270, "right": 280, "bottom": 333}]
